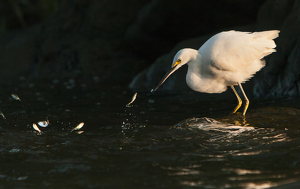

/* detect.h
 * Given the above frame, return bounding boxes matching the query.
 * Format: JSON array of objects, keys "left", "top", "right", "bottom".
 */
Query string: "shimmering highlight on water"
[{"left": 0, "top": 81, "right": 300, "bottom": 188}]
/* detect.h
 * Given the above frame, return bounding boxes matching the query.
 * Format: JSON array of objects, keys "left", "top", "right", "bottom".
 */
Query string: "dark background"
[{"left": 0, "top": 0, "right": 299, "bottom": 98}]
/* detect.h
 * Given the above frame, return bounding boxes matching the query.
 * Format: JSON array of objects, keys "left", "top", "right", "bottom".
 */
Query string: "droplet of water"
[
  {"left": 37, "top": 120, "right": 49, "bottom": 127},
  {"left": 32, "top": 123, "right": 42, "bottom": 133},
  {"left": 11, "top": 94, "right": 21, "bottom": 101},
  {"left": 126, "top": 93, "right": 138, "bottom": 107},
  {"left": 71, "top": 122, "right": 84, "bottom": 132}
]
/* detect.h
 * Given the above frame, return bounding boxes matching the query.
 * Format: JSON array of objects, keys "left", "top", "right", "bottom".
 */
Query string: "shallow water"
[{"left": 1, "top": 79, "right": 300, "bottom": 188}]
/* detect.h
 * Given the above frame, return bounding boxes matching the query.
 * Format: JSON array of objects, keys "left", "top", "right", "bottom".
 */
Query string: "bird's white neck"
[
  {"left": 186, "top": 53, "right": 205, "bottom": 92},
  {"left": 183, "top": 48, "right": 199, "bottom": 64},
  {"left": 186, "top": 50, "right": 202, "bottom": 73}
]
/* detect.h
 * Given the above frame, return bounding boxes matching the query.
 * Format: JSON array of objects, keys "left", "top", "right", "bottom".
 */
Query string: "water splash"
[{"left": 175, "top": 117, "right": 255, "bottom": 141}]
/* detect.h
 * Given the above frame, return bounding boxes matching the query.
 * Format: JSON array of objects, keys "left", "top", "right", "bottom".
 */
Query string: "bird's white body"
[
  {"left": 154, "top": 30, "right": 279, "bottom": 115},
  {"left": 176, "top": 30, "right": 279, "bottom": 93}
]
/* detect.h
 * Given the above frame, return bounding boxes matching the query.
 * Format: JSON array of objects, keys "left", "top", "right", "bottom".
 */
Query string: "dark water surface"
[{"left": 1, "top": 80, "right": 300, "bottom": 189}]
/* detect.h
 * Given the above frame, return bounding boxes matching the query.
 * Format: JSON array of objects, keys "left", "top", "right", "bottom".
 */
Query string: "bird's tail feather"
[{"left": 253, "top": 30, "right": 280, "bottom": 40}]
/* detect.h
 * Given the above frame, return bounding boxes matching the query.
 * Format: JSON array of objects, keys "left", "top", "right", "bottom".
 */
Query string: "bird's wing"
[{"left": 204, "top": 30, "right": 279, "bottom": 72}]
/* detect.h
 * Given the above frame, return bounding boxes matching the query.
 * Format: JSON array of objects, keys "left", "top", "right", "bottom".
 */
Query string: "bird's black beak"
[{"left": 151, "top": 66, "right": 178, "bottom": 92}]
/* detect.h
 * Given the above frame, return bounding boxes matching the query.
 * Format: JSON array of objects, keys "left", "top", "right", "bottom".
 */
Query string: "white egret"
[{"left": 152, "top": 30, "right": 279, "bottom": 116}]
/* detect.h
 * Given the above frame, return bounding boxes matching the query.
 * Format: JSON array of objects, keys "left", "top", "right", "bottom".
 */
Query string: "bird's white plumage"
[
  {"left": 174, "top": 30, "right": 279, "bottom": 93},
  {"left": 153, "top": 30, "right": 279, "bottom": 115}
]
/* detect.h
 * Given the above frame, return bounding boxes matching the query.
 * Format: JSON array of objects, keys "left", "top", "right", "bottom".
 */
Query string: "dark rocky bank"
[{"left": 1, "top": 0, "right": 300, "bottom": 98}]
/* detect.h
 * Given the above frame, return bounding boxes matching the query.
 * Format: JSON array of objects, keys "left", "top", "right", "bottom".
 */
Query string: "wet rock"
[
  {"left": 0, "top": 0, "right": 149, "bottom": 84},
  {"left": 125, "top": 0, "right": 266, "bottom": 58},
  {"left": 256, "top": 0, "right": 295, "bottom": 30},
  {"left": 1, "top": 0, "right": 299, "bottom": 94},
  {"left": 0, "top": 27, "right": 39, "bottom": 83},
  {"left": 254, "top": 0, "right": 300, "bottom": 98}
]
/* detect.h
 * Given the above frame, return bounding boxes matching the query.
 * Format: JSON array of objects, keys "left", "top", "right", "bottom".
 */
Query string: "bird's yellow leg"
[
  {"left": 238, "top": 83, "right": 249, "bottom": 116},
  {"left": 231, "top": 85, "right": 242, "bottom": 114}
]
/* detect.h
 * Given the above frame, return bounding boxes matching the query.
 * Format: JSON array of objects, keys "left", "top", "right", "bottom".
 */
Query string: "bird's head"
[{"left": 152, "top": 48, "right": 198, "bottom": 92}]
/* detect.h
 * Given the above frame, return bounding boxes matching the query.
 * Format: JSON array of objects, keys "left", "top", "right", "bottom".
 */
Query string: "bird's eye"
[{"left": 172, "top": 59, "right": 182, "bottom": 68}]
